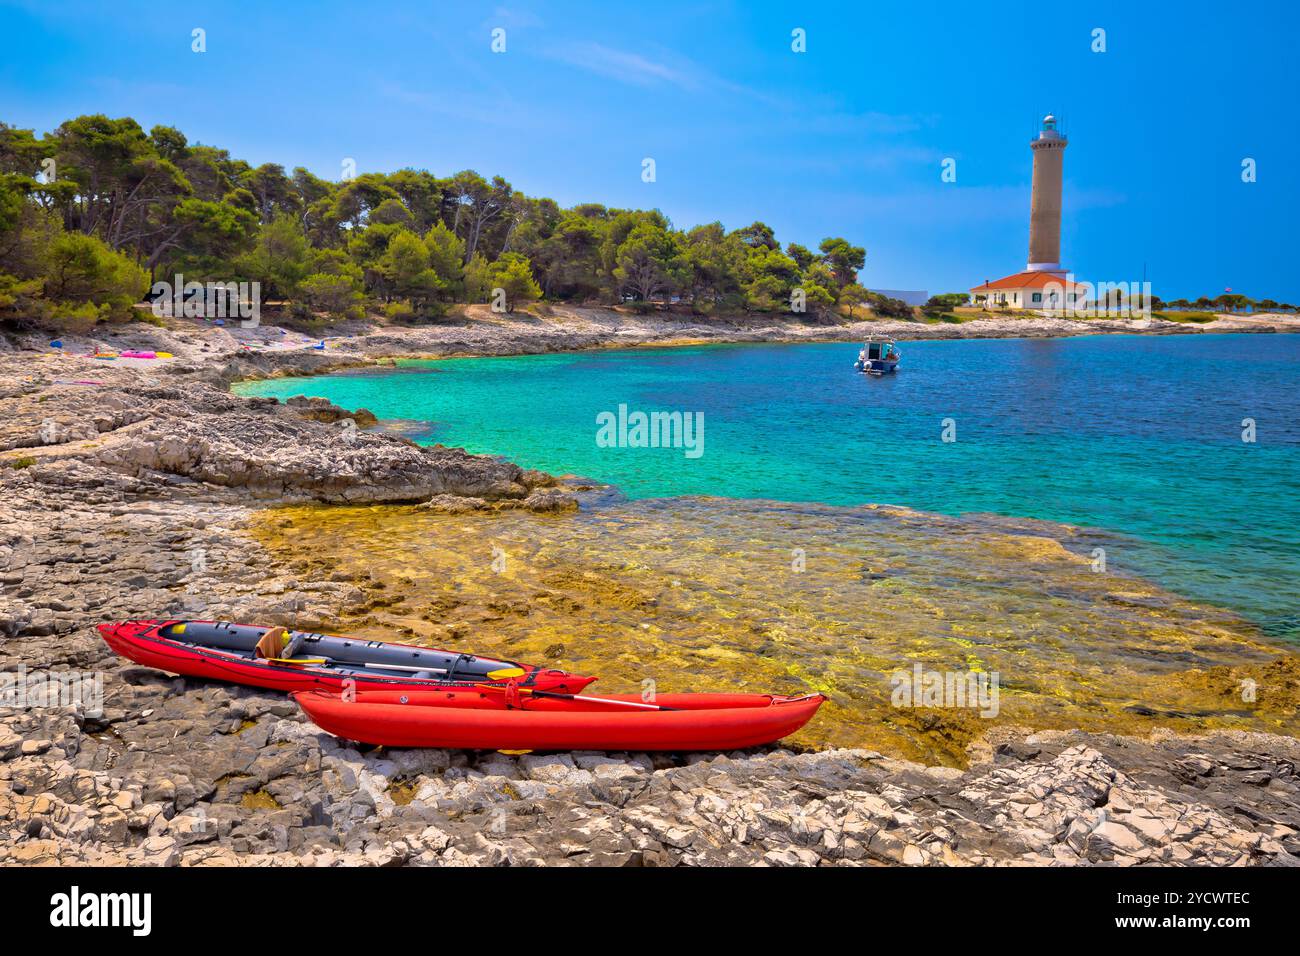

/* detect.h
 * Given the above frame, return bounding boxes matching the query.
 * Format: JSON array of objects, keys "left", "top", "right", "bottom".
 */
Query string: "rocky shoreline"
[
  {"left": 7, "top": 303, "right": 1300, "bottom": 381},
  {"left": 2, "top": 312, "right": 1298, "bottom": 866}
]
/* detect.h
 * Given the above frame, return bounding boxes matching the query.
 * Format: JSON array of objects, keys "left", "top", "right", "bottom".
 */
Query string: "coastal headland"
[{"left": 2, "top": 309, "right": 1298, "bottom": 866}]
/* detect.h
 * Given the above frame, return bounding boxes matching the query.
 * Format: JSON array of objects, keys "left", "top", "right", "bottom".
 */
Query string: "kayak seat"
[{"left": 283, "top": 631, "right": 308, "bottom": 659}]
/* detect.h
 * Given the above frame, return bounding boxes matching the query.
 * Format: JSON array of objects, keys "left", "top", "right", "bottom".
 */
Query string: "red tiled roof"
[{"left": 970, "top": 272, "right": 1079, "bottom": 292}]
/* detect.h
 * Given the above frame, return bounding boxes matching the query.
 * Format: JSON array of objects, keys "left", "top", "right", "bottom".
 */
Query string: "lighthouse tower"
[
  {"left": 1027, "top": 114, "right": 1067, "bottom": 273},
  {"left": 968, "top": 113, "right": 1080, "bottom": 311}
]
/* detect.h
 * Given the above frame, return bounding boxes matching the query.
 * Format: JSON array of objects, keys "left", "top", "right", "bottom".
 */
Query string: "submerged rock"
[
  {"left": 517, "top": 489, "right": 579, "bottom": 513},
  {"left": 419, "top": 494, "right": 490, "bottom": 514}
]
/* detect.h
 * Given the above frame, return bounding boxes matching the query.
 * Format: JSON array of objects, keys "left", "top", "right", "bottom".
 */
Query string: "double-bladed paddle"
[{"left": 475, "top": 683, "right": 680, "bottom": 711}]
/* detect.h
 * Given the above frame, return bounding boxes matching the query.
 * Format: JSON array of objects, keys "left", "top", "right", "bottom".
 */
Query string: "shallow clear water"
[
  {"left": 238, "top": 334, "right": 1300, "bottom": 638},
  {"left": 251, "top": 499, "right": 1294, "bottom": 761}
]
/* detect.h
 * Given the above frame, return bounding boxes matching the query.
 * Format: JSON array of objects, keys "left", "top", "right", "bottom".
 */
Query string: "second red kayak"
[{"left": 293, "top": 687, "right": 827, "bottom": 751}]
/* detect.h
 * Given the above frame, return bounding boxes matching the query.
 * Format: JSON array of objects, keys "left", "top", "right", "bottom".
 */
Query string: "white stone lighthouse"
[{"left": 1027, "top": 114, "right": 1067, "bottom": 273}]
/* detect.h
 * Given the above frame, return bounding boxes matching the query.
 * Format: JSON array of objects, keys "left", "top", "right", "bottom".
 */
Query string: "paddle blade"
[{"left": 486, "top": 667, "right": 526, "bottom": 680}]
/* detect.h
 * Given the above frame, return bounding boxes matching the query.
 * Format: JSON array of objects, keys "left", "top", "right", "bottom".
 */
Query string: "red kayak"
[
  {"left": 97, "top": 620, "right": 594, "bottom": 696},
  {"left": 293, "top": 687, "right": 827, "bottom": 751}
]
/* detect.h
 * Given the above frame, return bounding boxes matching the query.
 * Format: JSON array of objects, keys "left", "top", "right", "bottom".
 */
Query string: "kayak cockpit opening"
[
  {"left": 99, "top": 619, "right": 598, "bottom": 698},
  {"left": 150, "top": 620, "right": 524, "bottom": 682}
]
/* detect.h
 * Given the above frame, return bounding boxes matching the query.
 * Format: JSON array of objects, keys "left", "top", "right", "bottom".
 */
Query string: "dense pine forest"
[{"left": 0, "top": 114, "right": 878, "bottom": 327}]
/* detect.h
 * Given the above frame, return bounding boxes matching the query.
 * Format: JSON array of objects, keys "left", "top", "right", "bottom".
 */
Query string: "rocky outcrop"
[
  {"left": 282, "top": 395, "right": 380, "bottom": 429},
  {"left": 1, "top": 370, "right": 540, "bottom": 505},
  {"left": 91, "top": 420, "right": 531, "bottom": 503}
]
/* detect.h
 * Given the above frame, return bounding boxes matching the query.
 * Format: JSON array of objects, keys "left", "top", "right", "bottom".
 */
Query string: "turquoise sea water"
[{"left": 238, "top": 334, "right": 1300, "bottom": 639}]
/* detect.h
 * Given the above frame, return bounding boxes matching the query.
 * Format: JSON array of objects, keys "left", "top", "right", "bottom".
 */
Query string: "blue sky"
[{"left": 2, "top": 0, "right": 1296, "bottom": 300}]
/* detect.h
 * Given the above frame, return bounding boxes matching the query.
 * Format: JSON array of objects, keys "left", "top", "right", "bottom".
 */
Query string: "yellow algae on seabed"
[{"left": 251, "top": 498, "right": 1299, "bottom": 765}]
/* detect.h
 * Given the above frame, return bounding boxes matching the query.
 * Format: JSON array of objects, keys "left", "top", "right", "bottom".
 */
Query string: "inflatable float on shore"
[
  {"left": 97, "top": 620, "right": 593, "bottom": 695},
  {"left": 293, "top": 687, "right": 827, "bottom": 752}
]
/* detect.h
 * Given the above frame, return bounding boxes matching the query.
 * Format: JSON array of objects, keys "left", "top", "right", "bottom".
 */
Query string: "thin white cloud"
[
  {"left": 543, "top": 41, "right": 696, "bottom": 89},
  {"left": 798, "top": 111, "right": 938, "bottom": 136},
  {"left": 770, "top": 146, "right": 949, "bottom": 174}
]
